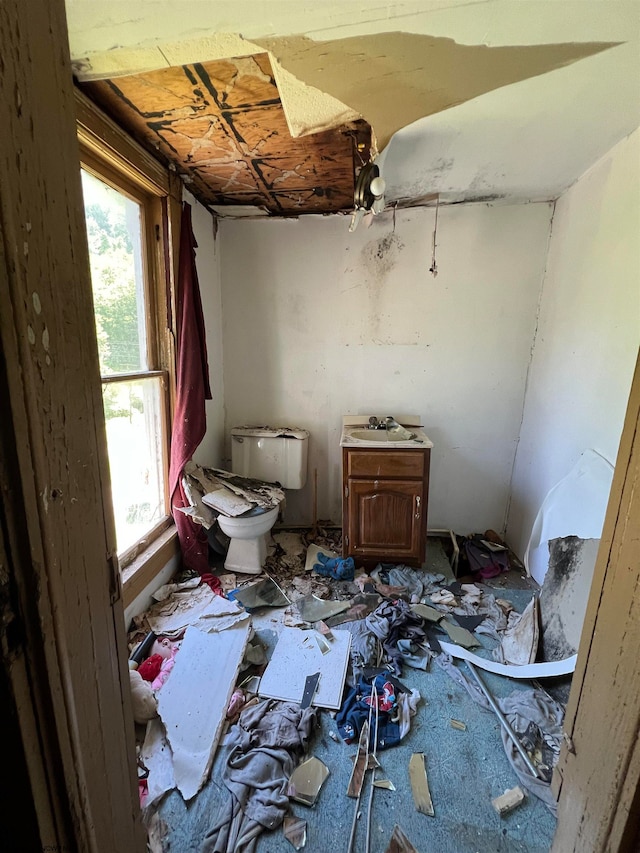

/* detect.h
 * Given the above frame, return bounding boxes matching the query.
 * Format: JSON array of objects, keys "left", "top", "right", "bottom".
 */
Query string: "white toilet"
[{"left": 217, "top": 426, "right": 309, "bottom": 574}]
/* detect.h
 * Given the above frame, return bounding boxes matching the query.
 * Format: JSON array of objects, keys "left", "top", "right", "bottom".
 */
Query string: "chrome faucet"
[
  {"left": 368, "top": 416, "right": 380, "bottom": 429},
  {"left": 384, "top": 416, "right": 401, "bottom": 430}
]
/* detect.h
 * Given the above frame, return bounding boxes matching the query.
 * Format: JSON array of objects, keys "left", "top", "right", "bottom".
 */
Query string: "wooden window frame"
[{"left": 76, "top": 88, "right": 182, "bottom": 602}]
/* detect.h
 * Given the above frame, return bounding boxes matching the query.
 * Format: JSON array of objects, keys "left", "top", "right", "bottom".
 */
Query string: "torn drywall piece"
[
  {"left": 287, "top": 756, "right": 330, "bottom": 806},
  {"left": 259, "top": 626, "right": 351, "bottom": 710},
  {"left": 439, "top": 641, "right": 577, "bottom": 679},
  {"left": 304, "top": 542, "right": 339, "bottom": 573},
  {"left": 408, "top": 753, "right": 434, "bottom": 817},
  {"left": 373, "top": 779, "right": 396, "bottom": 790},
  {"left": 283, "top": 815, "right": 308, "bottom": 850},
  {"left": 492, "top": 786, "right": 525, "bottom": 816},
  {"left": 143, "top": 583, "right": 248, "bottom": 636},
  {"left": 157, "top": 623, "right": 251, "bottom": 801},
  {"left": 495, "top": 596, "right": 539, "bottom": 665},
  {"left": 140, "top": 718, "right": 176, "bottom": 810}
]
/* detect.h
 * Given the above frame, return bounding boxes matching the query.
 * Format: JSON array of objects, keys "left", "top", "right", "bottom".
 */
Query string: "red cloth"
[
  {"left": 201, "top": 573, "right": 223, "bottom": 596},
  {"left": 169, "top": 202, "right": 212, "bottom": 576},
  {"left": 138, "top": 653, "right": 163, "bottom": 682}
]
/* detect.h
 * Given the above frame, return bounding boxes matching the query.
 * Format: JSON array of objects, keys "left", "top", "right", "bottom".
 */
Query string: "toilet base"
[{"left": 224, "top": 534, "right": 268, "bottom": 574}]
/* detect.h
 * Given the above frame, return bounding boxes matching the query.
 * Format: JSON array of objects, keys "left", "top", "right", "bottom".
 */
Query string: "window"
[{"left": 80, "top": 154, "right": 174, "bottom": 566}]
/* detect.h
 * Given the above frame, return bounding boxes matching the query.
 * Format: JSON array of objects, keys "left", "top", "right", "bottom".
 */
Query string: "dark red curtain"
[{"left": 168, "top": 202, "right": 212, "bottom": 574}]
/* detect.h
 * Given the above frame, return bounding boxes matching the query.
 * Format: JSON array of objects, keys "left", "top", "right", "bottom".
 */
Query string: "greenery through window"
[{"left": 81, "top": 168, "right": 169, "bottom": 559}]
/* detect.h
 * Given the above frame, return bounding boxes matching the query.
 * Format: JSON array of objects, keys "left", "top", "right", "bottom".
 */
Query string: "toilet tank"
[{"left": 231, "top": 426, "right": 309, "bottom": 489}]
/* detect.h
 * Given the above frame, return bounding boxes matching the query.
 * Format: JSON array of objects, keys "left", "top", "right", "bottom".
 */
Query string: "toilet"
[{"left": 216, "top": 426, "right": 309, "bottom": 574}]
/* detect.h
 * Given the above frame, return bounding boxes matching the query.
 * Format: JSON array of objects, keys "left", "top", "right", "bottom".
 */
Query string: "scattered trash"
[
  {"left": 494, "top": 596, "right": 539, "bottom": 665},
  {"left": 297, "top": 594, "right": 351, "bottom": 623},
  {"left": 157, "top": 623, "right": 251, "bottom": 801},
  {"left": 329, "top": 730, "right": 340, "bottom": 742},
  {"left": 441, "top": 619, "right": 481, "bottom": 649},
  {"left": 283, "top": 815, "right": 307, "bottom": 849},
  {"left": 384, "top": 824, "right": 419, "bottom": 853},
  {"left": 287, "top": 756, "right": 330, "bottom": 806},
  {"left": 313, "top": 554, "right": 355, "bottom": 581},
  {"left": 410, "top": 602, "right": 442, "bottom": 623},
  {"left": 304, "top": 542, "right": 339, "bottom": 573},
  {"left": 373, "top": 779, "right": 396, "bottom": 790},
  {"left": 492, "top": 785, "right": 525, "bottom": 816},
  {"left": 450, "top": 719, "right": 467, "bottom": 731},
  {"left": 409, "top": 753, "right": 434, "bottom": 817},
  {"left": 300, "top": 672, "right": 321, "bottom": 709},
  {"left": 259, "top": 627, "right": 351, "bottom": 710},
  {"left": 230, "top": 575, "right": 290, "bottom": 610},
  {"left": 430, "top": 589, "right": 456, "bottom": 605},
  {"left": 347, "top": 720, "right": 370, "bottom": 798},
  {"left": 439, "top": 640, "right": 577, "bottom": 679}
]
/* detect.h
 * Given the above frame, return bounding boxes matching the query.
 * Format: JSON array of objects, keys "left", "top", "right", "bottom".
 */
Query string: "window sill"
[{"left": 121, "top": 524, "right": 179, "bottom": 608}]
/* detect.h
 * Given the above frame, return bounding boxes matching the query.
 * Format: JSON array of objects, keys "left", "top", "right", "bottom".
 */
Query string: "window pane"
[
  {"left": 81, "top": 169, "right": 148, "bottom": 374},
  {"left": 103, "top": 377, "right": 166, "bottom": 554}
]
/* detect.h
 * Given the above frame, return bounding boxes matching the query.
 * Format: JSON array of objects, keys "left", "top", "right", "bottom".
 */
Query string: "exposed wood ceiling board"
[{"left": 80, "top": 53, "right": 371, "bottom": 215}]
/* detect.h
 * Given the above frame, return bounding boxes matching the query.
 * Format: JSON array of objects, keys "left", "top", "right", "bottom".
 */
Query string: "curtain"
[{"left": 168, "top": 201, "right": 212, "bottom": 574}]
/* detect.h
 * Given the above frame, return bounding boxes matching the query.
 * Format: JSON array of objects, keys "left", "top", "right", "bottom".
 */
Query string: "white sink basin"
[{"left": 349, "top": 428, "right": 411, "bottom": 442}]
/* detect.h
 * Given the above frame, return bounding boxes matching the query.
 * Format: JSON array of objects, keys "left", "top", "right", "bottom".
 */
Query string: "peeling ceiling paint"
[
  {"left": 255, "top": 32, "right": 618, "bottom": 151},
  {"left": 66, "top": 1, "right": 640, "bottom": 213}
]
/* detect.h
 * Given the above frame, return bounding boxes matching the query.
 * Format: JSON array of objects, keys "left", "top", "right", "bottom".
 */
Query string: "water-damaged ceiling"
[
  {"left": 79, "top": 55, "right": 372, "bottom": 215},
  {"left": 67, "top": 1, "right": 640, "bottom": 217}
]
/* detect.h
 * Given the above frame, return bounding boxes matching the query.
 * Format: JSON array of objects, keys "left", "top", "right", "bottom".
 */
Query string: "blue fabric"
[
  {"left": 313, "top": 556, "right": 355, "bottom": 581},
  {"left": 336, "top": 674, "right": 402, "bottom": 751}
]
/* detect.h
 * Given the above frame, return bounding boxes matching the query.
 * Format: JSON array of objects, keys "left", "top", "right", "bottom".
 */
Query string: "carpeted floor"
[{"left": 154, "top": 538, "right": 558, "bottom": 853}]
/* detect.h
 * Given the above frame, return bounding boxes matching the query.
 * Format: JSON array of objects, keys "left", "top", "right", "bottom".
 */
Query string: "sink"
[{"left": 349, "top": 428, "right": 411, "bottom": 442}]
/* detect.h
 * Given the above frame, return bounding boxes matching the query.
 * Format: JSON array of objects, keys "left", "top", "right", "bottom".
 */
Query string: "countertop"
[{"left": 340, "top": 416, "right": 433, "bottom": 449}]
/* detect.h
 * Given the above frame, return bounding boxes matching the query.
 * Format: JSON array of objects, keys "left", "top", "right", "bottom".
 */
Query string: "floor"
[{"left": 152, "top": 535, "right": 559, "bottom": 853}]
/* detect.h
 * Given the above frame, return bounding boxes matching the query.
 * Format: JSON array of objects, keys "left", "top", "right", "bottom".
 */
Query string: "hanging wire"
[{"left": 429, "top": 195, "right": 440, "bottom": 276}]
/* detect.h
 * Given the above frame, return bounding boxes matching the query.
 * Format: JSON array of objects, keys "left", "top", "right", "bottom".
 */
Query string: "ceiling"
[{"left": 66, "top": 1, "right": 640, "bottom": 217}]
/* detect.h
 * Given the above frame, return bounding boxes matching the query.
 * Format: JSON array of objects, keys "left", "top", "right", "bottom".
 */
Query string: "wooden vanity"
[{"left": 340, "top": 417, "right": 432, "bottom": 567}]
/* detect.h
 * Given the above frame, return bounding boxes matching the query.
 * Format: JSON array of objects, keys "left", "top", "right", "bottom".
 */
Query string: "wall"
[
  {"left": 185, "top": 190, "right": 226, "bottom": 467},
  {"left": 506, "top": 129, "right": 640, "bottom": 567},
  {"left": 219, "top": 202, "right": 552, "bottom": 532}
]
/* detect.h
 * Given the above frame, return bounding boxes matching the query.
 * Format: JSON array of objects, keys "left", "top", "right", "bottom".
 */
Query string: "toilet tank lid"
[{"left": 231, "top": 425, "right": 309, "bottom": 440}]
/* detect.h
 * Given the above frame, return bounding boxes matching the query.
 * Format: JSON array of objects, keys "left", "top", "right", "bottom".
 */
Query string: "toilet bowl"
[
  {"left": 218, "top": 425, "right": 309, "bottom": 574},
  {"left": 217, "top": 504, "right": 280, "bottom": 575}
]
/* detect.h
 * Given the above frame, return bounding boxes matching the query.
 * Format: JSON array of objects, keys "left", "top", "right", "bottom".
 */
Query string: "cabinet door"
[{"left": 347, "top": 478, "right": 425, "bottom": 563}]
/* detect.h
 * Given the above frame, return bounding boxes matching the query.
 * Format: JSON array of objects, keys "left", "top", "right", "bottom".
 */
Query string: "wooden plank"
[
  {"left": 552, "top": 351, "right": 640, "bottom": 852},
  {"left": 408, "top": 753, "right": 435, "bottom": 816},
  {"left": 0, "top": 2, "right": 145, "bottom": 849}
]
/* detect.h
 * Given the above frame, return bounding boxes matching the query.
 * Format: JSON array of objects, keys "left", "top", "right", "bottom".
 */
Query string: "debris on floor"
[
  {"left": 492, "top": 785, "right": 526, "bottom": 816},
  {"left": 408, "top": 752, "right": 435, "bottom": 817},
  {"left": 128, "top": 529, "right": 568, "bottom": 851},
  {"left": 287, "top": 756, "right": 330, "bottom": 806}
]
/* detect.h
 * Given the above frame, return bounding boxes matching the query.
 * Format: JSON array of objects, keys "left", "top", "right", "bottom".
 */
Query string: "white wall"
[
  {"left": 184, "top": 190, "right": 226, "bottom": 468},
  {"left": 219, "top": 202, "right": 552, "bottom": 532},
  {"left": 506, "top": 129, "right": 640, "bottom": 563}
]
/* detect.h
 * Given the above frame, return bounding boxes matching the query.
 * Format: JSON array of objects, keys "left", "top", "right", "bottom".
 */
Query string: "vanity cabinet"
[{"left": 342, "top": 447, "right": 430, "bottom": 567}]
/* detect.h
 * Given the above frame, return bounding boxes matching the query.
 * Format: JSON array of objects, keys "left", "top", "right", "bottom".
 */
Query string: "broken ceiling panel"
[
  {"left": 79, "top": 53, "right": 371, "bottom": 215},
  {"left": 255, "top": 32, "right": 620, "bottom": 150}
]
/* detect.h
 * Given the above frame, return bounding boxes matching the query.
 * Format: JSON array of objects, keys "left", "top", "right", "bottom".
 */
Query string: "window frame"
[{"left": 76, "top": 88, "right": 181, "bottom": 599}]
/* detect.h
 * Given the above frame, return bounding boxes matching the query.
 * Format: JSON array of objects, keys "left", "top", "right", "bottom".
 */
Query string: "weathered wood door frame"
[
  {"left": 0, "top": 1, "right": 145, "bottom": 849},
  {"left": 552, "top": 349, "right": 640, "bottom": 852}
]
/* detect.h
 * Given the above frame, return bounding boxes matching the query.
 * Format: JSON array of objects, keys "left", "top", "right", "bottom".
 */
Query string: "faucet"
[
  {"left": 368, "top": 416, "right": 380, "bottom": 430},
  {"left": 384, "top": 416, "right": 401, "bottom": 430}
]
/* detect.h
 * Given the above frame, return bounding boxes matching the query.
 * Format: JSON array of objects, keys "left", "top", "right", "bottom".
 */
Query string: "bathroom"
[
  {"left": 164, "top": 178, "right": 637, "bottom": 593},
  {"left": 5, "top": 3, "right": 640, "bottom": 851}
]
